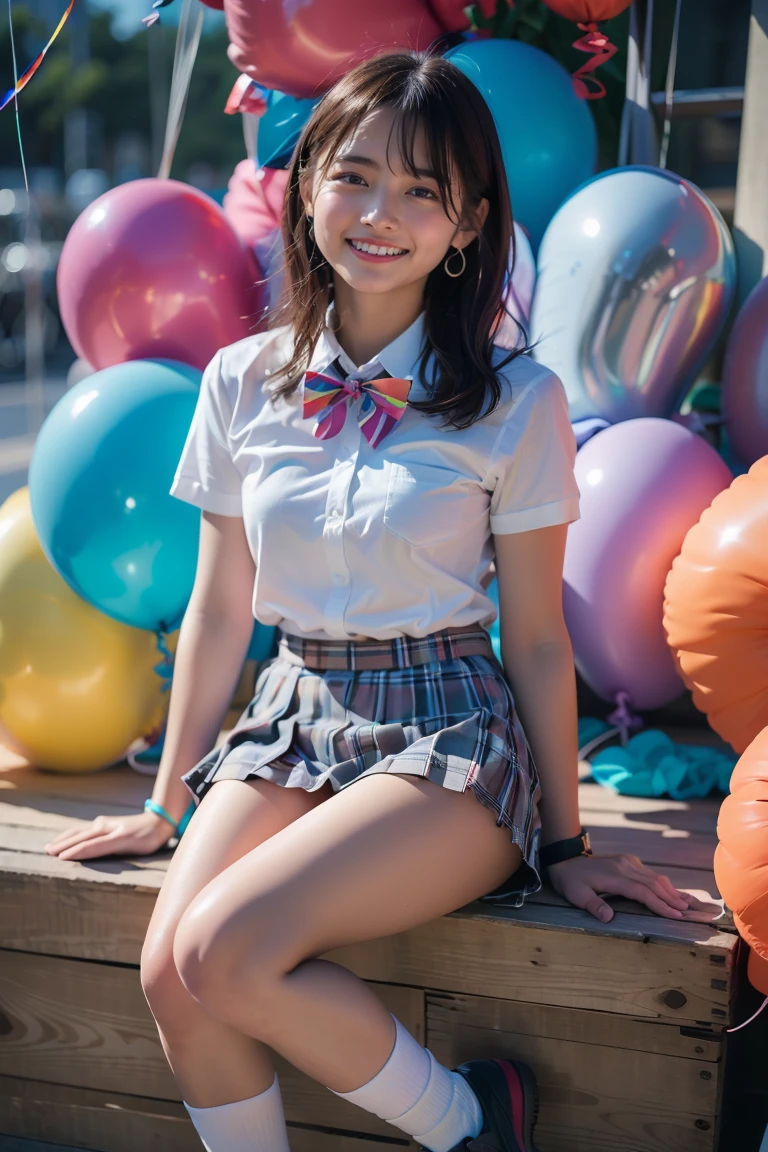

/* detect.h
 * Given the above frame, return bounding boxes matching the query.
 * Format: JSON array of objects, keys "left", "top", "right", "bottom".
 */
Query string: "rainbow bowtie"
[{"left": 303, "top": 368, "right": 411, "bottom": 449}]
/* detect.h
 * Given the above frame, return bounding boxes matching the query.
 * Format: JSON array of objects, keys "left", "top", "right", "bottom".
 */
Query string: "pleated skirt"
[{"left": 181, "top": 625, "right": 543, "bottom": 906}]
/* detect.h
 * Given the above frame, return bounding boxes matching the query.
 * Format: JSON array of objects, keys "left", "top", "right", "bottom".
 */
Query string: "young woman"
[{"left": 45, "top": 48, "right": 694, "bottom": 1152}]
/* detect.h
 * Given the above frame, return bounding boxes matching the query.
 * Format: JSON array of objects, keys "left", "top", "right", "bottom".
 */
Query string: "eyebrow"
[{"left": 335, "top": 152, "right": 437, "bottom": 180}]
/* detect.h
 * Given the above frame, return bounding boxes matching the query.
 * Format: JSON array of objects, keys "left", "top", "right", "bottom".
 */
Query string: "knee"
[
  {"left": 172, "top": 894, "right": 287, "bottom": 1034},
  {"left": 140, "top": 930, "right": 193, "bottom": 1032}
]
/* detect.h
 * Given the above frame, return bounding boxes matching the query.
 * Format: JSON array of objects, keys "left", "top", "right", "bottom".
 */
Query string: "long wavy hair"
[{"left": 267, "top": 48, "right": 531, "bottom": 430}]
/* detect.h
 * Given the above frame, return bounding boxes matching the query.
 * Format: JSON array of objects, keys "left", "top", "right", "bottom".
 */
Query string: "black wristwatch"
[{"left": 539, "top": 828, "right": 592, "bottom": 870}]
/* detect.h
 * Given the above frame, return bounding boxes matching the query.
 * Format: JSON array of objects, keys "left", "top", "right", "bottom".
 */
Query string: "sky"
[{"left": 86, "top": 0, "right": 225, "bottom": 40}]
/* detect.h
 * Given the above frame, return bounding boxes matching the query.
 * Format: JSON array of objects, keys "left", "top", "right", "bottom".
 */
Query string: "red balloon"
[
  {"left": 57, "top": 179, "right": 263, "bottom": 372},
  {"left": 199, "top": 0, "right": 224, "bottom": 7},
  {"left": 427, "top": 0, "right": 495, "bottom": 30},
  {"left": 541, "top": 0, "right": 631, "bottom": 18},
  {"left": 715, "top": 724, "right": 768, "bottom": 994},
  {"left": 223, "top": 0, "right": 444, "bottom": 98},
  {"left": 222, "top": 162, "right": 289, "bottom": 248}
]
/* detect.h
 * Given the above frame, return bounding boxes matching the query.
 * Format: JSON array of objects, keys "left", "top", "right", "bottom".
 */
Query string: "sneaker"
[{"left": 419, "top": 1058, "right": 541, "bottom": 1152}]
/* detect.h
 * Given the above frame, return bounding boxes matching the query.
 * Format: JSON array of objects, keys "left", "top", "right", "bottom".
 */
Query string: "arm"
[
  {"left": 493, "top": 523, "right": 692, "bottom": 922},
  {"left": 150, "top": 510, "right": 258, "bottom": 827}
]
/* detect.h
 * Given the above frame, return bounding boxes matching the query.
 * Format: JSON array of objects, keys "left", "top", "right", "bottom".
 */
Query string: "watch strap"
[{"left": 539, "top": 829, "right": 592, "bottom": 869}]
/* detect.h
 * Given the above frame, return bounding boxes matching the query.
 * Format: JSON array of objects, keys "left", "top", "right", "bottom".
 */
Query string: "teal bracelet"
[{"left": 144, "top": 798, "right": 196, "bottom": 840}]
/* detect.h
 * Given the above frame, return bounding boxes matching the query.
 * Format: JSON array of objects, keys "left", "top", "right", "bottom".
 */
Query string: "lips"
[{"left": 345, "top": 239, "right": 408, "bottom": 261}]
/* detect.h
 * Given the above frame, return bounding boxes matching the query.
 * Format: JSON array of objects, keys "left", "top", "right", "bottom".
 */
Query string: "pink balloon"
[
  {"left": 57, "top": 178, "right": 263, "bottom": 372},
  {"left": 222, "top": 162, "right": 289, "bottom": 248},
  {"left": 224, "top": 0, "right": 445, "bottom": 98},
  {"left": 563, "top": 417, "right": 733, "bottom": 711},
  {"left": 721, "top": 275, "right": 768, "bottom": 467},
  {"left": 494, "top": 223, "right": 537, "bottom": 350}
]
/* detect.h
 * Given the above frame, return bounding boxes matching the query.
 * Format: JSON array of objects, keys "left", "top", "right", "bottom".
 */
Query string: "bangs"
[{"left": 310, "top": 80, "right": 470, "bottom": 227}]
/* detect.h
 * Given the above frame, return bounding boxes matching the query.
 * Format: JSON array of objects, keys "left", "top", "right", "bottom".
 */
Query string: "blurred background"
[{"left": 0, "top": 0, "right": 752, "bottom": 505}]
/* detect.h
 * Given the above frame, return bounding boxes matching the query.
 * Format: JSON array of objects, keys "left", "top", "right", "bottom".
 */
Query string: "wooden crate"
[{"left": 0, "top": 724, "right": 764, "bottom": 1152}]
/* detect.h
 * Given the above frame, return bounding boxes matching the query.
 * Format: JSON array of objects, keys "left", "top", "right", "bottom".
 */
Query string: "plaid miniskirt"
[{"left": 181, "top": 624, "right": 543, "bottom": 906}]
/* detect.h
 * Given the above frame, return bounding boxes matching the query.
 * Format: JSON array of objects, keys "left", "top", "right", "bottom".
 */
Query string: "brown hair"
[{"left": 267, "top": 48, "right": 530, "bottom": 430}]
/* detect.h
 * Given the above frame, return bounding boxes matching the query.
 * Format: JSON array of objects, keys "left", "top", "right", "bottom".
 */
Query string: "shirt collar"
[{"left": 307, "top": 302, "right": 430, "bottom": 398}]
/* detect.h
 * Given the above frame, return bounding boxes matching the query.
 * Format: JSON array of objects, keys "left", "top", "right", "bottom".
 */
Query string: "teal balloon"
[
  {"left": 247, "top": 621, "right": 278, "bottom": 663},
  {"left": 487, "top": 576, "right": 501, "bottom": 663},
  {"left": 445, "top": 39, "right": 597, "bottom": 252},
  {"left": 29, "top": 359, "right": 203, "bottom": 633},
  {"left": 257, "top": 90, "right": 320, "bottom": 169}
]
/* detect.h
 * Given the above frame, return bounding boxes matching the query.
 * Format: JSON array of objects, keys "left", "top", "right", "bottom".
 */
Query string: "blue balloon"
[
  {"left": 247, "top": 621, "right": 278, "bottom": 664},
  {"left": 257, "top": 89, "right": 320, "bottom": 170},
  {"left": 445, "top": 39, "right": 597, "bottom": 252},
  {"left": 29, "top": 359, "right": 203, "bottom": 633}
]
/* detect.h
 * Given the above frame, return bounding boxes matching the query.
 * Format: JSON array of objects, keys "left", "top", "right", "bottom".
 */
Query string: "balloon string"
[
  {"left": 727, "top": 994, "right": 768, "bottom": 1033},
  {"left": 1, "top": 0, "right": 76, "bottom": 117},
  {"left": 658, "top": 0, "right": 682, "bottom": 170},
  {"left": 571, "top": 22, "right": 618, "bottom": 101},
  {"left": 606, "top": 690, "right": 644, "bottom": 746},
  {"left": 156, "top": 0, "right": 204, "bottom": 179}
]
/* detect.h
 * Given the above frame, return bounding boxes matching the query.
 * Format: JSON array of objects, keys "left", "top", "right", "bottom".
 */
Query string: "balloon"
[
  {"left": 531, "top": 167, "right": 736, "bottom": 424},
  {"left": 256, "top": 90, "right": 319, "bottom": 169},
  {"left": 563, "top": 417, "right": 733, "bottom": 711},
  {"left": 494, "top": 223, "right": 537, "bottom": 349},
  {"left": 541, "top": 0, "right": 631, "bottom": 18},
  {"left": 715, "top": 724, "right": 768, "bottom": 995},
  {"left": 721, "top": 276, "right": 768, "bottom": 467},
  {"left": 224, "top": 0, "right": 444, "bottom": 99},
  {"left": 428, "top": 0, "right": 496, "bottom": 30},
  {"left": 663, "top": 456, "right": 768, "bottom": 755},
  {"left": 29, "top": 360, "right": 203, "bottom": 634},
  {"left": 445, "top": 39, "right": 597, "bottom": 252},
  {"left": 247, "top": 621, "right": 278, "bottom": 664},
  {"left": 0, "top": 488, "right": 177, "bottom": 773},
  {"left": 57, "top": 178, "right": 262, "bottom": 372},
  {"left": 223, "top": 163, "right": 290, "bottom": 314}
]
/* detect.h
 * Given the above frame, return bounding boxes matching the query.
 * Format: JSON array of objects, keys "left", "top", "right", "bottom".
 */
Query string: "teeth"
[{"left": 350, "top": 240, "right": 406, "bottom": 256}]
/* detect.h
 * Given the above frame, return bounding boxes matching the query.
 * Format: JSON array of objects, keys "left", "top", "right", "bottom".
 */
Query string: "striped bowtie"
[{"left": 303, "top": 364, "right": 411, "bottom": 449}]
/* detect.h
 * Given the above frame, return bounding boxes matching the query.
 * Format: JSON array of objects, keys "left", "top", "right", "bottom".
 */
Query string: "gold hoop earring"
[{"left": 444, "top": 246, "right": 466, "bottom": 278}]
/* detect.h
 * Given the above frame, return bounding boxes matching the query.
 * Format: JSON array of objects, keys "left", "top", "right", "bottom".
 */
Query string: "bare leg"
[
  {"left": 171, "top": 773, "right": 523, "bottom": 1091},
  {"left": 140, "top": 776, "right": 333, "bottom": 1106}
]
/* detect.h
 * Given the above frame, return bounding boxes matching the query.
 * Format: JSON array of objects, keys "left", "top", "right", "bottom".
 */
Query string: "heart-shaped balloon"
[{"left": 530, "top": 166, "right": 736, "bottom": 424}]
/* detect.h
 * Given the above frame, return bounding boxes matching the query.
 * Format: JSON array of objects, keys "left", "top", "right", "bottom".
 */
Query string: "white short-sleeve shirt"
[{"left": 170, "top": 307, "right": 581, "bottom": 640}]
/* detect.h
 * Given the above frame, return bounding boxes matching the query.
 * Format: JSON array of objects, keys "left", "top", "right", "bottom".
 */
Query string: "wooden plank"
[
  {"left": 0, "top": 1075, "right": 198, "bottom": 1152},
  {"left": 327, "top": 907, "right": 735, "bottom": 1026},
  {"left": 0, "top": 948, "right": 423, "bottom": 1141},
  {"left": 0, "top": 1139, "right": 95, "bottom": 1152},
  {"left": 427, "top": 993, "right": 719, "bottom": 1152}
]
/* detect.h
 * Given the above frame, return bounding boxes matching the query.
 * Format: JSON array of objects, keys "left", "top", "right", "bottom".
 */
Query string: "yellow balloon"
[{"left": 0, "top": 487, "right": 178, "bottom": 772}]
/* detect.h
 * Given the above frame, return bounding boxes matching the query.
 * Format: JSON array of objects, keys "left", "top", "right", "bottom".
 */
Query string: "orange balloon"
[
  {"left": 715, "top": 724, "right": 768, "bottom": 994},
  {"left": 663, "top": 456, "right": 768, "bottom": 755}
]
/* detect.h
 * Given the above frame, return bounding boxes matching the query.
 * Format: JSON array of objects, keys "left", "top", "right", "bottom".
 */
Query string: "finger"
[
  {"left": 44, "top": 828, "right": 99, "bottom": 854},
  {"left": 656, "top": 874, "right": 695, "bottom": 907},
  {"left": 620, "top": 879, "right": 684, "bottom": 918},
  {"left": 57, "top": 834, "right": 121, "bottom": 861},
  {"left": 560, "top": 880, "right": 615, "bottom": 923},
  {"left": 631, "top": 869, "right": 689, "bottom": 910}
]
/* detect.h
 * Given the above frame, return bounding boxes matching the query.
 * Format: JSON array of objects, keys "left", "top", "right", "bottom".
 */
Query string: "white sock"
[
  {"left": 183, "top": 1072, "right": 291, "bottom": 1152},
  {"left": 330, "top": 1014, "right": 484, "bottom": 1152}
]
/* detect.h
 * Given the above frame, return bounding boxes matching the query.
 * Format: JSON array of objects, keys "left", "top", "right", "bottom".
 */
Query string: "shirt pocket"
[{"left": 383, "top": 460, "right": 488, "bottom": 547}]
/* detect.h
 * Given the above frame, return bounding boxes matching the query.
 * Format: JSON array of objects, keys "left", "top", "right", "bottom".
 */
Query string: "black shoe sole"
[{"left": 455, "top": 1057, "right": 541, "bottom": 1152}]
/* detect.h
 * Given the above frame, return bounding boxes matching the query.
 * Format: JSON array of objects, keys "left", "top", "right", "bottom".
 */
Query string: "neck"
[{"left": 331, "top": 278, "right": 426, "bottom": 366}]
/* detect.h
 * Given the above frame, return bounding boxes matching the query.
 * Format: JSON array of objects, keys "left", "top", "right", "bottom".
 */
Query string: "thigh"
[
  {"left": 143, "top": 776, "right": 334, "bottom": 956},
  {"left": 176, "top": 773, "right": 522, "bottom": 974}
]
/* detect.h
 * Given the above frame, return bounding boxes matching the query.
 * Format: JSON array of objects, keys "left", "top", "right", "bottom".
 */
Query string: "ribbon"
[
  {"left": 225, "top": 74, "right": 269, "bottom": 117},
  {"left": 0, "top": 0, "right": 76, "bottom": 112},
  {"left": 571, "top": 21, "right": 618, "bottom": 100},
  {"left": 303, "top": 371, "right": 411, "bottom": 449}
]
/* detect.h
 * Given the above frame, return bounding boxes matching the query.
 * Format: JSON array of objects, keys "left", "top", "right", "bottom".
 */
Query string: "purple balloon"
[
  {"left": 722, "top": 276, "right": 768, "bottom": 467},
  {"left": 563, "top": 417, "right": 732, "bottom": 711}
]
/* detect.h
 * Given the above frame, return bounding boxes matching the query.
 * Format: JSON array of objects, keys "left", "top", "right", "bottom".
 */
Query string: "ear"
[
  {"left": 454, "top": 197, "right": 489, "bottom": 251},
  {"left": 298, "top": 168, "right": 315, "bottom": 219}
]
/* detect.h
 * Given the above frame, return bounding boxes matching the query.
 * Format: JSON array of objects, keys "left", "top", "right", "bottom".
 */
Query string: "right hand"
[{"left": 44, "top": 810, "right": 178, "bottom": 861}]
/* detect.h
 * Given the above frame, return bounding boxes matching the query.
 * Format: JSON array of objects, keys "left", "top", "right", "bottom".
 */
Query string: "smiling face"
[{"left": 301, "top": 104, "right": 487, "bottom": 300}]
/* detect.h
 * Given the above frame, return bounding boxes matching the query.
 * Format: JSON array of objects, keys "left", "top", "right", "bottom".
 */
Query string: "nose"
[{"left": 359, "top": 186, "right": 400, "bottom": 232}]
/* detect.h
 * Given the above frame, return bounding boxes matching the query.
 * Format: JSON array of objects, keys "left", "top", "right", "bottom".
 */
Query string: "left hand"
[{"left": 547, "top": 852, "right": 695, "bottom": 923}]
